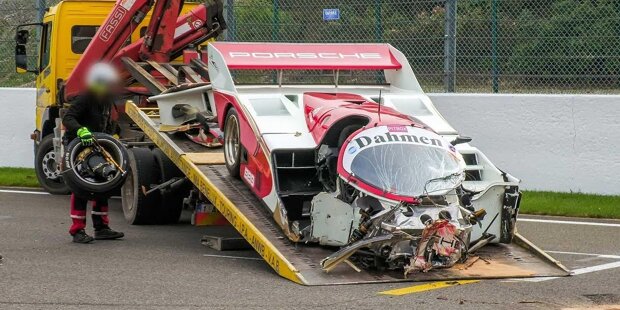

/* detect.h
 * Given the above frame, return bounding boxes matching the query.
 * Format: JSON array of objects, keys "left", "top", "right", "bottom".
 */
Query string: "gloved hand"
[{"left": 77, "top": 127, "right": 93, "bottom": 146}]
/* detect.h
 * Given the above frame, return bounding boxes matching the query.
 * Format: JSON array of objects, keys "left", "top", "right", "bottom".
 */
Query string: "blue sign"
[{"left": 323, "top": 8, "right": 340, "bottom": 21}]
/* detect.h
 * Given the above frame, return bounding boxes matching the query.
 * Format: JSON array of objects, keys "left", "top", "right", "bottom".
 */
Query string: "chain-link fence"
[{"left": 1, "top": 0, "right": 619, "bottom": 93}]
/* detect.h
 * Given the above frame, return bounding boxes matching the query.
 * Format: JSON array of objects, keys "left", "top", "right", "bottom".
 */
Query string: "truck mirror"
[
  {"left": 15, "top": 24, "right": 41, "bottom": 74},
  {"left": 15, "top": 44, "right": 30, "bottom": 73},
  {"left": 16, "top": 29, "right": 29, "bottom": 45}
]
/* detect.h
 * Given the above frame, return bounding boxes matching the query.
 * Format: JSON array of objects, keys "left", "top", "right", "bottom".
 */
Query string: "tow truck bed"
[{"left": 126, "top": 102, "right": 570, "bottom": 285}]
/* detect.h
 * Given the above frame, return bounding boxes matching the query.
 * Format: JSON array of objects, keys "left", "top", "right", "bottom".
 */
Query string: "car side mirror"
[{"left": 451, "top": 135, "right": 472, "bottom": 146}]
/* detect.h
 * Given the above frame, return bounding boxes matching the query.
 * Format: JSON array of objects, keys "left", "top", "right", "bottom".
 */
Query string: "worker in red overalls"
[{"left": 62, "top": 63, "right": 125, "bottom": 243}]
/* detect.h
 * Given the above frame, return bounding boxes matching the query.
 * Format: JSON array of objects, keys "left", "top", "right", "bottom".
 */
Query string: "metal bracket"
[{"left": 201, "top": 235, "right": 252, "bottom": 251}]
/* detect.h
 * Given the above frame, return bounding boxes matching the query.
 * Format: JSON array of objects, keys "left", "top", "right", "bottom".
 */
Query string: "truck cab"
[{"left": 15, "top": 0, "right": 201, "bottom": 194}]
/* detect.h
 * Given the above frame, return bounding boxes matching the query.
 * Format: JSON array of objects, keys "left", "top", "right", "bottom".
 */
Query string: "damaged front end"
[
  {"left": 314, "top": 125, "right": 491, "bottom": 276},
  {"left": 320, "top": 196, "right": 487, "bottom": 276}
]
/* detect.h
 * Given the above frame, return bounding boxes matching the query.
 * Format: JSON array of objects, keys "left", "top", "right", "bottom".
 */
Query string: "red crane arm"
[
  {"left": 63, "top": 0, "right": 225, "bottom": 102},
  {"left": 139, "top": 0, "right": 183, "bottom": 62},
  {"left": 113, "top": 1, "right": 225, "bottom": 68},
  {"left": 63, "top": 0, "right": 153, "bottom": 101}
]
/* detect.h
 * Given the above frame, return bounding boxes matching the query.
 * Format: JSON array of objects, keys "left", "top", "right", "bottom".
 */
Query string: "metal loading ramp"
[{"left": 126, "top": 102, "right": 570, "bottom": 285}]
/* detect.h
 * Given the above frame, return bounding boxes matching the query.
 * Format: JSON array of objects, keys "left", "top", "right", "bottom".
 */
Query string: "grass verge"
[
  {"left": 521, "top": 191, "right": 620, "bottom": 219},
  {"left": 0, "top": 168, "right": 618, "bottom": 219},
  {"left": 0, "top": 167, "right": 40, "bottom": 188}
]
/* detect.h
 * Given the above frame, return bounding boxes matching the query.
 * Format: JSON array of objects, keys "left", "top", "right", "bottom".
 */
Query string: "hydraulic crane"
[{"left": 62, "top": 0, "right": 226, "bottom": 102}]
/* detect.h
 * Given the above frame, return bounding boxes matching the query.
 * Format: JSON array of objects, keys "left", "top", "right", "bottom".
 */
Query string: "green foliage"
[
  {"left": 0, "top": 0, "right": 619, "bottom": 92},
  {"left": 508, "top": 0, "right": 620, "bottom": 87}
]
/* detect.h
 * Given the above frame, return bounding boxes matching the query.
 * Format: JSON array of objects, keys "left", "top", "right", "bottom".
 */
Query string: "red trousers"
[{"left": 69, "top": 194, "right": 110, "bottom": 235}]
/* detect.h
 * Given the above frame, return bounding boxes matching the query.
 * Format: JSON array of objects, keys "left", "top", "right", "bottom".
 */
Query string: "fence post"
[
  {"left": 224, "top": 0, "right": 235, "bottom": 41},
  {"left": 374, "top": 0, "right": 384, "bottom": 43},
  {"left": 443, "top": 0, "right": 457, "bottom": 92},
  {"left": 36, "top": 0, "right": 46, "bottom": 22},
  {"left": 491, "top": 0, "right": 499, "bottom": 93},
  {"left": 272, "top": 0, "right": 280, "bottom": 41}
]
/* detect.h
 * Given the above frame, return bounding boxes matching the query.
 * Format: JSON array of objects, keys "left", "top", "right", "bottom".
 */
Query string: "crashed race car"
[{"left": 198, "top": 42, "right": 522, "bottom": 276}]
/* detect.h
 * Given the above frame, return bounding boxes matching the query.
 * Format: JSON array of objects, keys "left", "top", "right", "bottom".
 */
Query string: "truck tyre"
[
  {"left": 153, "top": 148, "right": 189, "bottom": 224},
  {"left": 122, "top": 148, "right": 159, "bottom": 225},
  {"left": 62, "top": 133, "right": 128, "bottom": 198},
  {"left": 34, "top": 135, "right": 70, "bottom": 195},
  {"left": 224, "top": 108, "right": 241, "bottom": 178}
]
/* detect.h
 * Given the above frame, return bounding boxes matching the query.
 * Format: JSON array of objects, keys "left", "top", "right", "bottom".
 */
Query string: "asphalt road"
[{"left": 1, "top": 190, "right": 620, "bottom": 309}]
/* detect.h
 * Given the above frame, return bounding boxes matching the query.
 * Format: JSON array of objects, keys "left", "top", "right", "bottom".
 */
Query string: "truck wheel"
[
  {"left": 153, "top": 148, "right": 189, "bottom": 224},
  {"left": 122, "top": 148, "right": 159, "bottom": 225},
  {"left": 34, "top": 135, "right": 70, "bottom": 195},
  {"left": 224, "top": 108, "right": 241, "bottom": 178}
]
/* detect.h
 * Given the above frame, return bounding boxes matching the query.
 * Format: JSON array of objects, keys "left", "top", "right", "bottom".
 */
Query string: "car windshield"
[{"left": 349, "top": 143, "right": 464, "bottom": 198}]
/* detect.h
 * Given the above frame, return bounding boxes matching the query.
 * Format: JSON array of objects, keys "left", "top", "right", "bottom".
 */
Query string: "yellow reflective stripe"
[{"left": 379, "top": 280, "right": 480, "bottom": 296}]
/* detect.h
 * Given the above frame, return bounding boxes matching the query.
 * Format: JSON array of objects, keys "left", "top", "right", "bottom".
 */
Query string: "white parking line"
[
  {"left": 519, "top": 218, "right": 620, "bottom": 228},
  {"left": 508, "top": 261, "right": 620, "bottom": 282},
  {"left": 0, "top": 189, "right": 122, "bottom": 199},
  {"left": 545, "top": 250, "right": 620, "bottom": 259},
  {"left": 0, "top": 189, "right": 49, "bottom": 195},
  {"left": 504, "top": 250, "right": 620, "bottom": 282},
  {"left": 572, "top": 260, "right": 620, "bottom": 275}
]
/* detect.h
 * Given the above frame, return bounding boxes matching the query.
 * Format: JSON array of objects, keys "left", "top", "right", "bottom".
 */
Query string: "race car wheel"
[
  {"left": 63, "top": 133, "right": 128, "bottom": 198},
  {"left": 224, "top": 108, "right": 241, "bottom": 178},
  {"left": 34, "top": 135, "right": 70, "bottom": 195},
  {"left": 153, "top": 148, "right": 189, "bottom": 224},
  {"left": 122, "top": 148, "right": 159, "bottom": 225}
]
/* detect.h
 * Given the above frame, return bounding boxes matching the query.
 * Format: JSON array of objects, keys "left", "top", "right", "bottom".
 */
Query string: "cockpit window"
[
  {"left": 350, "top": 143, "right": 463, "bottom": 197},
  {"left": 340, "top": 125, "right": 464, "bottom": 198}
]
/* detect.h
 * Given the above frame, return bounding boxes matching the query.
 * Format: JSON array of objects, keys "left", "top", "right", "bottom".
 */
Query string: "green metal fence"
[{"left": 1, "top": 0, "right": 619, "bottom": 93}]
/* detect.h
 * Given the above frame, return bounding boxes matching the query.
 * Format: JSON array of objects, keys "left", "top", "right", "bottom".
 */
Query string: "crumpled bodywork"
[{"left": 405, "top": 219, "right": 467, "bottom": 275}]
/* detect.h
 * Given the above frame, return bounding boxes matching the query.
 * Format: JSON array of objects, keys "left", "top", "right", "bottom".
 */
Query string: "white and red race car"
[{"left": 196, "top": 42, "right": 521, "bottom": 273}]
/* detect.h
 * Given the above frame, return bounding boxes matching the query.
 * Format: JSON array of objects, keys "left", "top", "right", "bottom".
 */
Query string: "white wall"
[
  {"left": 430, "top": 94, "right": 620, "bottom": 195},
  {"left": 0, "top": 89, "right": 618, "bottom": 195},
  {"left": 0, "top": 88, "right": 36, "bottom": 168}
]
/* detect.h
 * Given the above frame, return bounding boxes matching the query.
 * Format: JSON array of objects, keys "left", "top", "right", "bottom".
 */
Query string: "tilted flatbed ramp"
[{"left": 126, "top": 102, "right": 570, "bottom": 285}]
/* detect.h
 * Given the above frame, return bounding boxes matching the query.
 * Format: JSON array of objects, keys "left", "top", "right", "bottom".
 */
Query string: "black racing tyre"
[
  {"left": 62, "top": 133, "right": 128, "bottom": 199},
  {"left": 153, "top": 148, "right": 189, "bottom": 224},
  {"left": 34, "top": 135, "right": 70, "bottom": 195},
  {"left": 224, "top": 108, "right": 241, "bottom": 178},
  {"left": 121, "top": 148, "right": 159, "bottom": 225}
]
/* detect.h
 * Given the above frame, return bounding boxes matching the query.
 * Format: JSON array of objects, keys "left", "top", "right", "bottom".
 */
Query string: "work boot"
[
  {"left": 72, "top": 230, "right": 94, "bottom": 244},
  {"left": 94, "top": 228, "right": 124, "bottom": 240}
]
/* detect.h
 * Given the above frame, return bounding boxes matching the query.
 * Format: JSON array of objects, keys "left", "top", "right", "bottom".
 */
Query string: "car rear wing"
[{"left": 206, "top": 42, "right": 424, "bottom": 93}]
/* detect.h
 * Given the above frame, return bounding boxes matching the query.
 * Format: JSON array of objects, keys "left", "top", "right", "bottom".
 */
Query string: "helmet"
[{"left": 86, "top": 62, "right": 120, "bottom": 94}]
